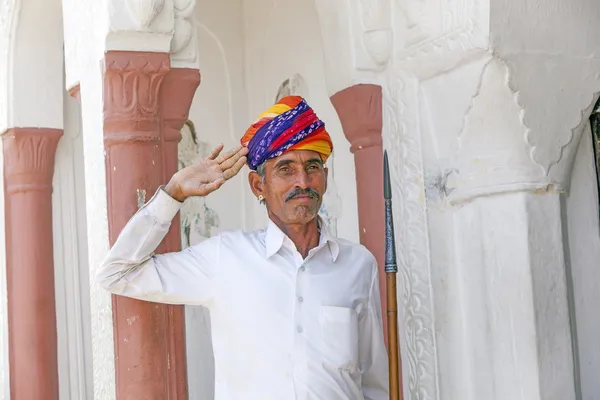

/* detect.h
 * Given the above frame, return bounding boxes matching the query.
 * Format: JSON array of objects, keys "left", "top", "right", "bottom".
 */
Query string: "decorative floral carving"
[
  {"left": 2, "top": 128, "right": 63, "bottom": 194},
  {"left": 125, "top": 0, "right": 165, "bottom": 30},
  {"left": 103, "top": 52, "right": 170, "bottom": 136},
  {"left": 170, "top": 0, "right": 198, "bottom": 67},
  {"left": 396, "top": 0, "right": 489, "bottom": 79},
  {"left": 383, "top": 65, "right": 439, "bottom": 399},
  {"left": 503, "top": 56, "right": 600, "bottom": 177},
  {"left": 358, "top": 0, "right": 392, "bottom": 68}
]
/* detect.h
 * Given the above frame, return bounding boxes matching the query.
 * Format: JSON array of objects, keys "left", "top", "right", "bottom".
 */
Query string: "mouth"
[
  {"left": 285, "top": 189, "right": 320, "bottom": 202},
  {"left": 291, "top": 195, "right": 315, "bottom": 201}
]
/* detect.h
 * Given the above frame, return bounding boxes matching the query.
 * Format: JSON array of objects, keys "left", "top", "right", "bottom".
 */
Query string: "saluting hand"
[{"left": 165, "top": 144, "right": 248, "bottom": 202}]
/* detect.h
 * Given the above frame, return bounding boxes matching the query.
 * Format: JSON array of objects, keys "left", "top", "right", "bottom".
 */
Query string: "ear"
[
  {"left": 323, "top": 166, "right": 329, "bottom": 193},
  {"left": 248, "top": 171, "right": 264, "bottom": 198}
]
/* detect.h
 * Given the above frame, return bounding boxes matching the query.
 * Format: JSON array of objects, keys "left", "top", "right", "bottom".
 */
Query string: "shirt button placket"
[
  {"left": 292, "top": 261, "right": 308, "bottom": 398},
  {"left": 295, "top": 264, "right": 306, "bottom": 336}
]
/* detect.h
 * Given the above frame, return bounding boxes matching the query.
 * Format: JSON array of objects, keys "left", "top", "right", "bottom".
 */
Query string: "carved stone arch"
[
  {"left": 0, "top": 0, "right": 21, "bottom": 133},
  {"left": 0, "top": 0, "right": 64, "bottom": 132}
]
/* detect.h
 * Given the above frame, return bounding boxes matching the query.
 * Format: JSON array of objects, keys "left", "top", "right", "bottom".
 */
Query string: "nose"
[{"left": 294, "top": 169, "right": 310, "bottom": 188}]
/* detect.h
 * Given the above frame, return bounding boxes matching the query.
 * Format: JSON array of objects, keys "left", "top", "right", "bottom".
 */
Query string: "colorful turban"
[{"left": 240, "top": 96, "right": 333, "bottom": 170}]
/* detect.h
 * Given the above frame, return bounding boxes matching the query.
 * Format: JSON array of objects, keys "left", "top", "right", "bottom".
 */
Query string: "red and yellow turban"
[{"left": 240, "top": 96, "right": 333, "bottom": 170}]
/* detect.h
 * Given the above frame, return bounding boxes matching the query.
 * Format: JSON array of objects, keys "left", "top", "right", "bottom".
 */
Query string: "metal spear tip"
[{"left": 384, "top": 150, "right": 392, "bottom": 200}]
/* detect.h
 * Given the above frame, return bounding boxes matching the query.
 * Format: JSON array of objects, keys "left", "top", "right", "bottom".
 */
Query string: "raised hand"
[{"left": 165, "top": 144, "right": 248, "bottom": 202}]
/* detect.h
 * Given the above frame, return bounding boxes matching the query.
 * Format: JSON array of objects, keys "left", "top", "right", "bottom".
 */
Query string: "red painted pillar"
[
  {"left": 330, "top": 84, "right": 386, "bottom": 331},
  {"left": 103, "top": 50, "right": 189, "bottom": 399},
  {"left": 3, "top": 127, "right": 63, "bottom": 399},
  {"left": 158, "top": 68, "right": 201, "bottom": 399},
  {"left": 330, "top": 84, "right": 404, "bottom": 396}
]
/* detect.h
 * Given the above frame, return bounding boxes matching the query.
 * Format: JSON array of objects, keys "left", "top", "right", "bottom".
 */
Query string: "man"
[{"left": 97, "top": 96, "right": 389, "bottom": 399}]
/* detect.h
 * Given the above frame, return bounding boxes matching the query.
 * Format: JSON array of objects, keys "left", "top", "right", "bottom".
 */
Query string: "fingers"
[
  {"left": 222, "top": 155, "right": 248, "bottom": 180},
  {"left": 219, "top": 146, "right": 248, "bottom": 170},
  {"left": 199, "top": 178, "right": 226, "bottom": 194},
  {"left": 215, "top": 145, "right": 246, "bottom": 165},
  {"left": 207, "top": 144, "right": 225, "bottom": 160}
]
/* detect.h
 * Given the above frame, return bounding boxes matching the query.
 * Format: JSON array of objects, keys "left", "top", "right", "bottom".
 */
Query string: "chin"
[{"left": 288, "top": 207, "right": 318, "bottom": 224}]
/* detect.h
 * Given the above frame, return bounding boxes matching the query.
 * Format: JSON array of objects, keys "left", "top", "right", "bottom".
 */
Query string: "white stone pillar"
[
  {"left": 61, "top": 0, "right": 116, "bottom": 397},
  {"left": 379, "top": 0, "right": 600, "bottom": 399}
]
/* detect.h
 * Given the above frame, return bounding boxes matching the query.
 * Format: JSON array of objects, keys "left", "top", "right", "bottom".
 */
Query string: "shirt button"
[
  {"left": 298, "top": 296, "right": 304, "bottom": 303},
  {"left": 300, "top": 266, "right": 306, "bottom": 272},
  {"left": 297, "top": 326, "right": 303, "bottom": 334}
]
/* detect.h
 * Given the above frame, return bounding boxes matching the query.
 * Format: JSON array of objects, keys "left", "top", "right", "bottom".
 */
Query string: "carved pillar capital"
[
  {"left": 2, "top": 128, "right": 63, "bottom": 194},
  {"left": 330, "top": 84, "right": 383, "bottom": 153},
  {"left": 102, "top": 51, "right": 170, "bottom": 140},
  {"left": 160, "top": 68, "right": 200, "bottom": 144}
]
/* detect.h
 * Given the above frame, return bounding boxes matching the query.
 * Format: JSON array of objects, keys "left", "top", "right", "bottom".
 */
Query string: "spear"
[{"left": 384, "top": 150, "right": 402, "bottom": 400}]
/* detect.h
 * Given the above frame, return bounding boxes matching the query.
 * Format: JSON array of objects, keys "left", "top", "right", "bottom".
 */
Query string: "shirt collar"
[{"left": 265, "top": 216, "right": 340, "bottom": 262}]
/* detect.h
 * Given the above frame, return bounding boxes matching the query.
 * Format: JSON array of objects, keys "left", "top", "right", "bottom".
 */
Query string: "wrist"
[{"left": 164, "top": 180, "right": 186, "bottom": 203}]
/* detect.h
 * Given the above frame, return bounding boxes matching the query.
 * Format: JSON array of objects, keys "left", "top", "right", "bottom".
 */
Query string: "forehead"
[{"left": 267, "top": 150, "right": 322, "bottom": 166}]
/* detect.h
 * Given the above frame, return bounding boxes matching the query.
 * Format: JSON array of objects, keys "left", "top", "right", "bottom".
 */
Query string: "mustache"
[{"left": 285, "top": 188, "right": 321, "bottom": 202}]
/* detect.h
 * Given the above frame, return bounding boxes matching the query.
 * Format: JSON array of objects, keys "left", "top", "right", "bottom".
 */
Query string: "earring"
[{"left": 258, "top": 194, "right": 264, "bottom": 202}]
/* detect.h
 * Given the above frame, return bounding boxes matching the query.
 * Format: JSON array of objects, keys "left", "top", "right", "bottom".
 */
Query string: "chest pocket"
[{"left": 319, "top": 305, "right": 359, "bottom": 371}]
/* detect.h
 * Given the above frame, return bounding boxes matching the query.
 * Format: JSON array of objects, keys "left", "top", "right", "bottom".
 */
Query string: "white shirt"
[{"left": 96, "top": 188, "right": 389, "bottom": 400}]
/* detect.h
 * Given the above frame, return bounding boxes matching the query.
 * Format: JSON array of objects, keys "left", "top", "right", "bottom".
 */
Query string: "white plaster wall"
[
  {"left": 564, "top": 124, "right": 600, "bottom": 399},
  {"left": 1, "top": 0, "right": 64, "bottom": 132},
  {"left": 241, "top": 0, "right": 357, "bottom": 240},
  {"left": 183, "top": 1, "right": 248, "bottom": 398},
  {"left": 52, "top": 88, "right": 93, "bottom": 400},
  {"left": 78, "top": 48, "right": 115, "bottom": 400},
  {"left": 61, "top": 2, "right": 116, "bottom": 399},
  {"left": 190, "top": 0, "right": 249, "bottom": 236}
]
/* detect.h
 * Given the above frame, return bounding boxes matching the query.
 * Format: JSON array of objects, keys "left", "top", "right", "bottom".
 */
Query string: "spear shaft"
[{"left": 384, "top": 150, "right": 401, "bottom": 400}]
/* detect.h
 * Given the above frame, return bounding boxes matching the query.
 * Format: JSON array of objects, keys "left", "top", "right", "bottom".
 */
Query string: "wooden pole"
[{"left": 384, "top": 150, "right": 402, "bottom": 400}]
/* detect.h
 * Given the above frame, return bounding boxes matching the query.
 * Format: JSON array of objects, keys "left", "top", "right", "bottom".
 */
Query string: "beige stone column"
[{"left": 3, "top": 127, "right": 63, "bottom": 399}]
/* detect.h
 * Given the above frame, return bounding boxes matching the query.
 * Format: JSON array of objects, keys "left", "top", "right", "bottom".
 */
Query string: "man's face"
[{"left": 249, "top": 150, "right": 328, "bottom": 226}]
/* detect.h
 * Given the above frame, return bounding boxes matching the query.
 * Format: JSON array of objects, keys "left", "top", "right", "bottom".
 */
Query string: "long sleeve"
[
  {"left": 360, "top": 263, "right": 390, "bottom": 400},
  {"left": 95, "top": 188, "right": 220, "bottom": 306}
]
